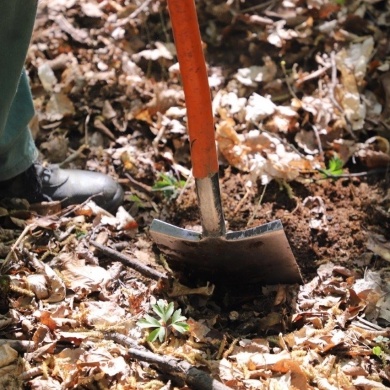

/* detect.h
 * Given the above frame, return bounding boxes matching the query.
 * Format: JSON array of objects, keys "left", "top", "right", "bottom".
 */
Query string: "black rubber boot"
[{"left": 0, "top": 164, "right": 124, "bottom": 212}]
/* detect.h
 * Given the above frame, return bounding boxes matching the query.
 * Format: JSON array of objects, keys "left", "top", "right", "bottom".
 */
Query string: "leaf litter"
[{"left": 0, "top": 0, "right": 390, "bottom": 388}]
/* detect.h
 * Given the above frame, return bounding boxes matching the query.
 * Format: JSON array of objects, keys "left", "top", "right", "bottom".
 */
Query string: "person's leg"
[
  {"left": 0, "top": 71, "right": 39, "bottom": 180},
  {"left": 0, "top": 1, "right": 38, "bottom": 181},
  {"left": 0, "top": 1, "right": 124, "bottom": 211}
]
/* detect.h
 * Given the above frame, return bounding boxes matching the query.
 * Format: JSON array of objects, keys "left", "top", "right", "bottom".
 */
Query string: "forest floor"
[{"left": 0, "top": 0, "right": 390, "bottom": 389}]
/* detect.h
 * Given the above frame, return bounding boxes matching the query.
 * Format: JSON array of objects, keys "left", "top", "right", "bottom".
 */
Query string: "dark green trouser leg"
[{"left": 0, "top": 1, "right": 38, "bottom": 181}]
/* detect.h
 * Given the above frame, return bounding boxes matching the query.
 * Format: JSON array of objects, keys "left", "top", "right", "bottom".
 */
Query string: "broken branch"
[
  {"left": 90, "top": 239, "right": 169, "bottom": 282},
  {"left": 106, "top": 332, "right": 233, "bottom": 390}
]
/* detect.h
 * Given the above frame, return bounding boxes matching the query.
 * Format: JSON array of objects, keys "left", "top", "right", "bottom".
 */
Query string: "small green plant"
[
  {"left": 372, "top": 345, "right": 384, "bottom": 358},
  {"left": 137, "top": 299, "right": 189, "bottom": 343},
  {"left": 152, "top": 172, "right": 185, "bottom": 200},
  {"left": 372, "top": 336, "right": 389, "bottom": 364},
  {"left": 321, "top": 156, "right": 344, "bottom": 178},
  {"left": 128, "top": 194, "right": 145, "bottom": 209}
]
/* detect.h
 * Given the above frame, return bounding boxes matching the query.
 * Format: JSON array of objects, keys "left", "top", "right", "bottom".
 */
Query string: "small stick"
[
  {"left": 1, "top": 224, "right": 36, "bottom": 272},
  {"left": 129, "top": 0, "right": 153, "bottom": 19},
  {"left": 281, "top": 61, "right": 298, "bottom": 100},
  {"left": 296, "top": 64, "right": 332, "bottom": 85},
  {"left": 316, "top": 167, "right": 389, "bottom": 180},
  {"left": 247, "top": 183, "right": 268, "bottom": 227},
  {"left": 177, "top": 171, "right": 194, "bottom": 204},
  {"left": 125, "top": 173, "right": 153, "bottom": 194},
  {"left": 106, "top": 332, "right": 233, "bottom": 390},
  {"left": 311, "top": 124, "right": 324, "bottom": 161},
  {"left": 239, "top": 0, "right": 274, "bottom": 13},
  {"left": 90, "top": 240, "right": 169, "bottom": 282},
  {"left": 58, "top": 144, "right": 89, "bottom": 167},
  {"left": 233, "top": 185, "right": 252, "bottom": 217}
]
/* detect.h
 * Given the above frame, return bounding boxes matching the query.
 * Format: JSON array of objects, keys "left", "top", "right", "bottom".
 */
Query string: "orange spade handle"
[{"left": 167, "top": 0, "right": 219, "bottom": 179}]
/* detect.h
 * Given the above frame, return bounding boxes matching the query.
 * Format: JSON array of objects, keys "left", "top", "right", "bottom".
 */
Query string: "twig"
[
  {"left": 93, "top": 118, "right": 116, "bottom": 141},
  {"left": 247, "top": 184, "right": 268, "bottom": 227},
  {"left": 106, "top": 332, "right": 233, "bottom": 390},
  {"left": 1, "top": 224, "right": 35, "bottom": 272},
  {"left": 58, "top": 144, "right": 88, "bottom": 167},
  {"left": 239, "top": 0, "right": 274, "bottom": 13},
  {"left": 296, "top": 64, "right": 332, "bottom": 85},
  {"left": 124, "top": 173, "right": 153, "bottom": 194},
  {"left": 152, "top": 125, "right": 167, "bottom": 157},
  {"left": 233, "top": 184, "right": 252, "bottom": 217},
  {"left": 311, "top": 124, "right": 324, "bottom": 161},
  {"left": 316, "top": 167, "right": 389, "bottom": 180},
  {"left": 129, "top": 0, "right": 153, "bottom": 19},
  {"left": 55, "top": 15, "right": 88, "bottom": 43},
  {"left": 281, "top": 61, "right": 298, "bottom": 100},
  {"left": 177, "top": 171, "right": 194, "bottom": 204},
  {"left": 90, "top": 240, "right": 169, "bottom": 282},
  {"left": 352, "top": 316, "right": 386, "bottom": 332}
]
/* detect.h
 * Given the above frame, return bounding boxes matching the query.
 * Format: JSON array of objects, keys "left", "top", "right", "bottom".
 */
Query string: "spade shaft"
[
  {"left": 150, "top": 0, "right": 302, "bottom": 285},
  {"left": 165, "top": 0, "right": 225, "bottom": 238}
]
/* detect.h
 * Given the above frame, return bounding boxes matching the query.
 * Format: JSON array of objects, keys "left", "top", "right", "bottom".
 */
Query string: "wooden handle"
[{"left": 167, "top": 0, "right": 218, "bottom": 179}]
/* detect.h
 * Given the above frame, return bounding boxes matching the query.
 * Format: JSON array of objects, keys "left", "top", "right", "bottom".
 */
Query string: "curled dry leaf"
[
  {"left": 26, "top": 274, "right": 49, "bottom": 300},
  {"left": 216, "top": 118, "right": 249, "bottom": 171}
]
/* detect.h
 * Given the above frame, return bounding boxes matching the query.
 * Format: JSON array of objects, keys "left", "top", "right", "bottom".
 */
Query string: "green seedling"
[
  {"left": 128, "top": 194, "right": 145, "bottom": 209},
  {"left": 137, "top": 299, "right": 189, "bottom": 343},
  {"left": 321, "top": 156, "right": 344, "bottom": 178},
  {"left": 372, "top": 336, "right": 389, "bottom": 365},
  {"left": 152, "top": 172, "right": 185, "bottom": 200},
  {"left": 372, "top": 345, "right": 384, "bottom": 358}
]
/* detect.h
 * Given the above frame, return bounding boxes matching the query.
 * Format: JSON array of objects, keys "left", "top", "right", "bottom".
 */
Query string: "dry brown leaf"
[
  {"left": 45, "top": 92, "right": 75, "bottom": 121},
  {"left": 187, "top": 318, "right": 212, "bottom": 343},
  {"left": 61, "top": 262, "right": 109, "bottom": 298},
  {"left": 79, "top": 301, "right": 127, "bottom": 327},
  {"left": 0, "top": 344, "right": 18, "bottom": 368},
  {"left": 271, "top": 359, "right": 310, "bottom": 390}
]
